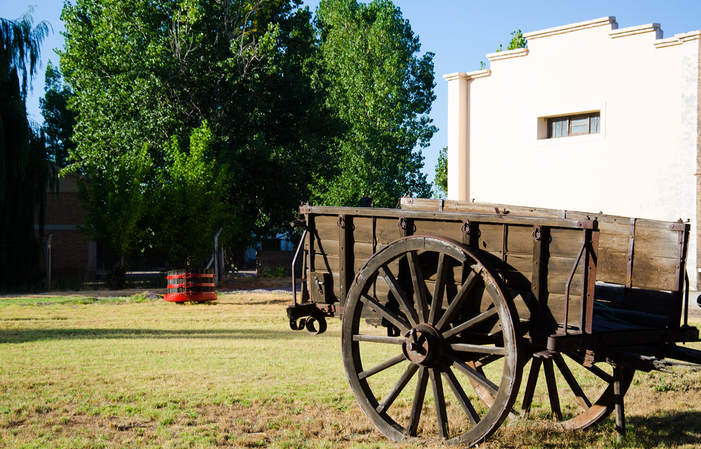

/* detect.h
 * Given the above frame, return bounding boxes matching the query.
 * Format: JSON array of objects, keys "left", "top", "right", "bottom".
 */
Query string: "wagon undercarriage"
[{"left": 287, "top": 199, "right": 701, "bottom": 446}]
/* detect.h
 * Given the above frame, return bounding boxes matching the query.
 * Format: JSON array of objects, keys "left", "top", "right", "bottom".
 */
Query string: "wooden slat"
[
  {"left": 546, "top": 257, "right": 584, "bottom": 296},
  {"left": 505, "top": 225, "right": 536, "bottom": 254},
  {"left": 412, "top": 219, "right": 464, "bottom": 242},
  {"left": 315, "top": 215, "right": 341, "bottom": 242},
  {"left": 632, "top": 257, "right": 679, "bottom": 291},
  {"left": 540, "top": 293, "right": 582, "bottom": 331},
  {"left": 313, "top": 254, "right": 338, "bottom": 273}
]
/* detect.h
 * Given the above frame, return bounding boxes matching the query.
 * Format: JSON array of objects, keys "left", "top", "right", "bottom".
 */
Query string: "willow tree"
[{"left": 0, "top": 9, "right": 50, "bottom": 288}]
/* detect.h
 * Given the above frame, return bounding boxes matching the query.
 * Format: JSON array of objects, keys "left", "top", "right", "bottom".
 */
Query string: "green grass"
[{"left": 0, "top": 292, "right": 700, "bottom": 448}]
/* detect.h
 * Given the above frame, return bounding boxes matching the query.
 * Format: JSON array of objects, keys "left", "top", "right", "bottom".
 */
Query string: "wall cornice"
[
  {"left": 443, "top": 70, "right": 491, "bottom": 82},
  {"left": 610, "top": 23, "right": 661, "bottom": 39},
  {"left": 486, "top": 48, "right": 529, "bottom": 62},
  {"left": 524, "top": 16, "right": 616, "bottom": 40}
]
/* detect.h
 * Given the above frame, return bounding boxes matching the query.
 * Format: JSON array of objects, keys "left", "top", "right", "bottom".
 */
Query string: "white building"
[{"left": 444, "top": 17, "right": 701, "bottom": 288}]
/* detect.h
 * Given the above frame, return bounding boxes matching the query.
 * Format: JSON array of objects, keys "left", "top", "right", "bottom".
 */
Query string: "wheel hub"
[{"left": 402, "top": 323, "right": 443, "bottom": 367}]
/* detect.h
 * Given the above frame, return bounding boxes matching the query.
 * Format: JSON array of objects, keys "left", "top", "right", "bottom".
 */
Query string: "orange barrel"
[{"left": 164, "top": 269, "right": 217, "bottom": 302}]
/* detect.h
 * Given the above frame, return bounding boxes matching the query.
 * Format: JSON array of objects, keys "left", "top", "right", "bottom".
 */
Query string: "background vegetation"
[
  {"left": 57, "top": 0, "right": 435, "bottom": 269},
  {"left": 0, "top": 0, "right": 438, "bottom": 284}
]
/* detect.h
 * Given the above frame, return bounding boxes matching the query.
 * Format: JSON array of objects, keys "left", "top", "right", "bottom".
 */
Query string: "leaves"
[{"left": 311, "top": 0, "right": 435, "bottom": 207}]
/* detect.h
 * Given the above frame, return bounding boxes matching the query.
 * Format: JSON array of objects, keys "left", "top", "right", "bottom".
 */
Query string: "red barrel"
[{"left": 164, "top": 269, "right": 217, "bottom": 302}]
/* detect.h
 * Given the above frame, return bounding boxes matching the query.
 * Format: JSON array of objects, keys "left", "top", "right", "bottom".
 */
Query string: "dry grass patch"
[{"left": 0, "top": 292, "right": 700, "bottom": 448}]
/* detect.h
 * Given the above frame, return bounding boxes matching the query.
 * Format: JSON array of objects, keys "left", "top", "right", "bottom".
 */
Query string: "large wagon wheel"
[
  {"left": 519, "top": 348, "right": 635, "bottom": 429},
  {"left": 342, "top": 236, "right": 523, "bottom": 446}
]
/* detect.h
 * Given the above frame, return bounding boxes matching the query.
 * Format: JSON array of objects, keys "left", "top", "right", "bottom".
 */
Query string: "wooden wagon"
[{"left": 287, "top": 198, "right": 701, "bottom": 446}]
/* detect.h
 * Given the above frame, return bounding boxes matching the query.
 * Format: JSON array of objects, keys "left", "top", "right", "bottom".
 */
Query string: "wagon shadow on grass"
[
  {"left": 0, "top": 327, "right": 328, "bottom": 344},
  {"left": 624, "top": 410, "right": 701, "bottom": 446}
]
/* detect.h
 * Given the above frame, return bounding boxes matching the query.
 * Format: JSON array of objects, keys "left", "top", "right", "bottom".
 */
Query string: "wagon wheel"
[
  {"left": 342, "top": 236, "right": 523, "bottom": 446},
  {"left": 519, "top": 349, "right": 635, "bottom": 429}
]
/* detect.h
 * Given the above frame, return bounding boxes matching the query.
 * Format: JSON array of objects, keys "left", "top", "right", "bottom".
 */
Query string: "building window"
[{"left": 547, "top": 112, "right": 600, "bottom": 138}]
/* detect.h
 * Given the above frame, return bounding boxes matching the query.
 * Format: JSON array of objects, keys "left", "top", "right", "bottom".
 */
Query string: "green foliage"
[
  {"left": 507, "top": 29, "right": 527, "bottom": 50},
  {"left": 61, "top": 0, "right": 337, "bottom": 262},
  {"left": 496, "top": 29, "right": 527, "bottom": 52},
  {"left": 433, "top": 146, "right": 447, "bottom": 198},
  {"left": 77, "top": 142, "right": 152, "bottom": 260},
  {"left": 311, "top": 0, "right": 436, "bottom": 207},
  {"left": 0, "top": 8, "right": 51, "bottom": 287},
  {"left": 150, "top": 122, "right": 232, "bottom": 268},
  {"left": 40, "top": 61, "right": 75, "bottom": 167}
]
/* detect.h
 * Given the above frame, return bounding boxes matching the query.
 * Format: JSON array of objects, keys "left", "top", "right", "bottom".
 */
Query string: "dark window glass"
[{"left": 547, "top": 112, "right": 600, "bottom": 138}]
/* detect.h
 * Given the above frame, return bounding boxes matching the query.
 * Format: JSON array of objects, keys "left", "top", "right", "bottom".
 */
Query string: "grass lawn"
[{"left": 0, "top": 290, "right": 700, "bottom": 448}]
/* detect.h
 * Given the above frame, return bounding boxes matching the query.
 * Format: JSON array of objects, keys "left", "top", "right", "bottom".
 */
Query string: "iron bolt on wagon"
[{"left": 287, "top": 198, "right": 701, "bottom": 446}]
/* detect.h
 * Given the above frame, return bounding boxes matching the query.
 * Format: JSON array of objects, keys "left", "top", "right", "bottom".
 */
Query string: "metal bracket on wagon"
[{"left": 286, "top": 303, "right": 341, "bottom": 335}]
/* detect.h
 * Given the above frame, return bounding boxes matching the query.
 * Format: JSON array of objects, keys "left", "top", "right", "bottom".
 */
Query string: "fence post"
[
  {"left": 46, "top": 235, "right": 53, "bottom": 291},
  {"left": 213, "top": 228, "right": 223, "bottom": 287}
]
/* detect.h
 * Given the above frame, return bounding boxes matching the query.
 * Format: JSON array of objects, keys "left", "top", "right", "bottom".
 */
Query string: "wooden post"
[
  {"left": 614, "top": 366, "right": 625, "bottom": 441},
  {"left": 46, "top": 235, "right": 52, "bottom": 291}
]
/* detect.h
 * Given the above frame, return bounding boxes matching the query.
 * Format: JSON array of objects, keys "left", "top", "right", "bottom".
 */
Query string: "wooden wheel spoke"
[
  {"left": 472, "top": 354, "right": 503, "bottom": 369},
  {"left": 436, "top": 270, "right": 479, "bottom": 331},
  {"left": 380, "top": 266, "right": 419, "bottom": 327},
  {"left": 442, "top": 367, "right": 480, "bottom": 426},
  {"left": 553, "top": 353, "right": 591, "bottom": 410},
  {"left": 449, "top": 343, "right": 506, "bottom": 356},
  {"left": 448, "top": 355, "right": 499, "bottom": 398},
  {"left": 543, "top": 359, "right": 562, "bottom": 421},
  {"left": 359, "top": 354, "right": 407, "bottom": 380},
  {"left": 360, "top": 294, "right": 411, "bottom": 332},
  {"left": 353, "top": 334, "right": 405, "bottom": 345},
  {"left": 521, "top": 358, "right": 542, "bottom": 417},
  {"left": 407, "top": 251, "right": 430, "bottom": 323},
  {"left": 429, "top": 368, "right": 449, "bottom": 439},
  {"left": 428, "top": 253, "right": 447, "bottom": 325},
  {"left": 565, "top": 352, "right": 613, "bottom": 383},
  {"left": 408, "top": 366, "right": 428, "bottom": 437},
  {"left": 443, "top": 308, "right": 498, "bottom": 339},
  {"left": 377, "top": 363, "right": 419, "bottom": 414}
]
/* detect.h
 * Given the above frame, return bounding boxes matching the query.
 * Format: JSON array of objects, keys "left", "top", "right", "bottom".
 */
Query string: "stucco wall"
[{"left": 445, "top": 17, "right": 701, "bottom": 287}]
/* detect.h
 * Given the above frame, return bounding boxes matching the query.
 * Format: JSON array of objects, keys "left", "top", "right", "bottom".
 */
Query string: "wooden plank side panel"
[
  {"left": 505, "top": 225, "right": 536, "bottom": 254},
  {"left": 313, "top": 254, "right": 338, "bottom": 274},
  {"left": 546, "top": 257, "right": 584, "bottom": 297},
  {"left": 315, "top": 215, "right": 341, "bottom": 242},
  {"left": 632, "top": 257, "right": 679, "bottom": 291},
  {"left": 540, "top": 293, "right": 583, "bottom": 332},
  {"left": 633, "top": 224, "right": 680, "bottom": 259},
  {"left": 352, "top": 216, "right": 374, "bottom": 243},
  {"left": 412, "top": 219, "right": 464, "bottom": 242},
  {"left": 549, "top": 228, "right": 587, "bottom": 257}
]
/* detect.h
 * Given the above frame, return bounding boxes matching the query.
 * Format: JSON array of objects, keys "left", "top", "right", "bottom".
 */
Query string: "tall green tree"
[
  {"left": 61, "top": 0, "right": 335, "bottom": 264},
  {"left": 40, "top": 61, "right": 75, "bottom": 167},
  {"left": 0, "top": 8, "right": 51, "bottom": 287},
  {"left": 312, "top": 0, "right": 436, "bottom": 207}
]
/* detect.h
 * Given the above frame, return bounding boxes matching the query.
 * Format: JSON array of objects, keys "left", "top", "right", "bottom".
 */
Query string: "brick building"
[{"left": 38, "top": 169, "right": 96, "bottom": 280}]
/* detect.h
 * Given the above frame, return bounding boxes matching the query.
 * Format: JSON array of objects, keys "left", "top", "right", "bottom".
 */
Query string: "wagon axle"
[{"left": 403, "top": 324, "right": 443, "bottom": 367}]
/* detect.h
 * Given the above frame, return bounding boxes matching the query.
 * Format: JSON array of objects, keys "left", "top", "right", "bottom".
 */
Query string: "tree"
[
  {"left": 61, "top": 0, "right": 335, "bottom": 264},
  {"left": 433, "top": 146, "right": 447, "bottom": 199},
  {"left": 40, "top": 61, "right": 75, "bottom": 167},
  {"left": 312, "top": 0, "right": 436, "bottom": 207},
  {"left": 0, "top": 8, "right": 51, "bottom": 287},
  {"left": 150, "top": 122, "right": 231, "bottom": 268},
  {"left": 481, "top": 29, "right": 527, "bottom": 69}
]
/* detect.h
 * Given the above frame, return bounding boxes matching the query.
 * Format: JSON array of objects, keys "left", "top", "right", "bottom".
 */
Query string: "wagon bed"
[{"left": 288, "top": 198, "right": 701, "bottom": 446}]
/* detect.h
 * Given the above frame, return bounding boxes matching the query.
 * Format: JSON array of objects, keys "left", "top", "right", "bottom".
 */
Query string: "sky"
[{"left": 4, "top": 0, "right": 701, "bottom": 183}]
